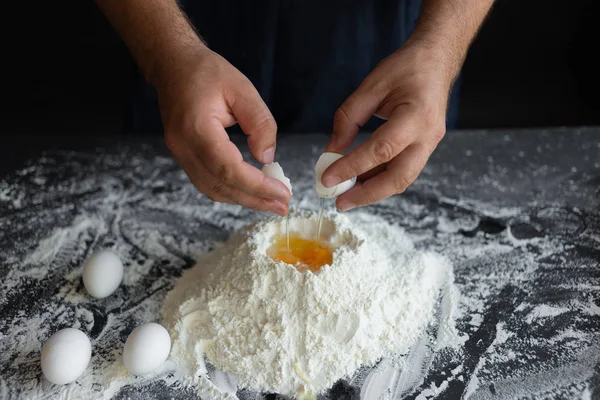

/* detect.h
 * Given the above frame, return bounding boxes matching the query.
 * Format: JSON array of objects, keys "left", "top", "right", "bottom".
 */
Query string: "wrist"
[
  {"left": 406, "top": 0, "right": 494, "bottom": 86},
  {"left": 96, "top": 0, "right": 209, "bottom": 92},
  {"left": 407, "top": 29, "right": 465, "bottom": 87},
  {"left": 148, "top": 38, "right": 209, "bottom": 91},
  {"left": 397, "top": 37, "right": 458, "bottom": 92}
]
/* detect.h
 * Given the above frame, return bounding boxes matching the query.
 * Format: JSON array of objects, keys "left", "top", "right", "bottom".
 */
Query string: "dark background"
[{"left": 2, "top": 0, "right": 599, "bottom": 135}]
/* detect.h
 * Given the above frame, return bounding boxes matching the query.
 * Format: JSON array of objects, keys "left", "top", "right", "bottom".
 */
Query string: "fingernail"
[
  {"left": 322, "top": 175, "right": 342, "bottom": 188},
  {"left": 262, "top": 147, "right": 275, "bottom": 164},
  {"left": 338, "top": 201, "right": 355, "bottom": 212}
]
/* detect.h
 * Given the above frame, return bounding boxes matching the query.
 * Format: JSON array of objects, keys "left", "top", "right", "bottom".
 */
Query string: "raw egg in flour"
[{"left": 267, "top": 233, "right": 333, "bottom": 273}]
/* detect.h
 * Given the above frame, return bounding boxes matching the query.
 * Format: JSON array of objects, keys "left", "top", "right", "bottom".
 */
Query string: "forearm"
[
  {"left": 95, "top": 0, "right": 206, "bottom": 87},
  {"left": 409, "top": 0, "right": 495, "bottom": 83}
]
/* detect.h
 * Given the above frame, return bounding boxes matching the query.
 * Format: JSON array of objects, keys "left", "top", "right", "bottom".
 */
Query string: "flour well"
[{"left": 162, "top": 210, "right": 457, "bottom": 395}]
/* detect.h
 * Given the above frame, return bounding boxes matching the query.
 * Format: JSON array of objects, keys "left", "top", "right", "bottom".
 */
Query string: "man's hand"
[
  {"left": 157, "top": 48, "right": 291, "bottom": 216},
  {"left": 323, "top": 42, "right": 449, "bottom": 212},
  {"left": 96, "top": 0, "right": 291, "bottom": 216},
  {"left": 322, "top": 0, "right": 494, "bottom": 212}
]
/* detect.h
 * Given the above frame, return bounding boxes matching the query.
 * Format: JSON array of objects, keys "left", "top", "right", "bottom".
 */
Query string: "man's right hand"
[
  {"left": 155, "top": 48, "right": 291, "bottom": 216},
  {"left": 95, "top": 0, "right": 290, "bottom": 215}
]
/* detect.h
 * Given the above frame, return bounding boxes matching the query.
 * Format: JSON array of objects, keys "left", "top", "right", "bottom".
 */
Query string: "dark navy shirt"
[{"left": 130, "top": 0, "right": 460, "bottom": 134}]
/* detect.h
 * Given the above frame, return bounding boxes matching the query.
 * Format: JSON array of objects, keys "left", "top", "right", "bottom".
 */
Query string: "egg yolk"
[{"left": 267, "top": 233, "right": 333, "bottom": 273}]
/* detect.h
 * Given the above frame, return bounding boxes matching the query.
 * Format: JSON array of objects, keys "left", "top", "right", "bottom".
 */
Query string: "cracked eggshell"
[
  {"left": 262, "top": 162, "right": 292, "bottom": 195},
  {"left": 315, "top": 152, "right": 356, "bottom": 198}
]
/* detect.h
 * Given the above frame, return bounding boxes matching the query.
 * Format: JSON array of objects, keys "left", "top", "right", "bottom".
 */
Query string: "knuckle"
[
  {"left": 420, "top": 103, "right": 443, "bottom": 129},
  {"left": 373, "top": 56, "right": 392, "bottom": 71},
  {"left": 373, "top": 139, "right": 397, "bottom": 164},
  {"left": 164, "top": 131, "right": 178, "bottom": 153},
  {"left": 210, "top": 182, "right": 231, "bottom": 198},
  {"left": 393, "top": 174, "right": 415, "bottom": 194},
  {"left": 422, "top": 102, "right": 438, "bottom": 120},
  {"left": 431, "top": 125, "right": 446, "bottom": 143},
  {"left": 333, "top": 107, "right": 355, "bottom": 137},
  {"left": 257, "top": 175, "right": 273, "bottom": 195},
  {"left": 334, "top": 107, "right": 351, "bottom": 125},
  {"left": 184, "top": 112, "right": 211, "bottom": 141},
  {"left": 253, "top": 115, "right": 277, "bottom": 135},
  {"left": 191, "top": 117, "right": 208, "bottom": 139},
  {"left": 180, "top": 113, "right": 200, "bottom": 137},
  {"left": 362, "top": 190, "right": 379, "bottom": 206},
  {"left": 370, "top": 78, "right": 391, "bottom": 96},
  {"left": 216, "top": 163, "right": 237, "bottom": 185},
  {"left": 344, "top": 157, "right": 363, "bottom": 177},
  {"left": 239, "top": 195, "right": 267, "bottom": 212},
  {"left": 252, "top": 199, "right": 271, "bottom": 212}
]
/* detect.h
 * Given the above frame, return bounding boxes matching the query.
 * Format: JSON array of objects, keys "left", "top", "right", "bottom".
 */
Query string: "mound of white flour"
[{"left": 162, "top": 211, "right": 457, "bottom": 395}]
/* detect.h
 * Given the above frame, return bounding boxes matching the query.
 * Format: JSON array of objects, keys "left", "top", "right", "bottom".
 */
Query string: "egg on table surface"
[
  {"left": 122, "top": 322, "right": 171, "bottom": 375},
  {"left": 41, "top": 328, "right": 92, "bottom": 385},
  {"left": 315, "top": 152, "right": 356, "bottom": 198},
  {"left": 82, "top": 250, "right": 123, "bottom": 299},
  {"left": 262, "top": 162, "right": 293, "bottom": 195}
]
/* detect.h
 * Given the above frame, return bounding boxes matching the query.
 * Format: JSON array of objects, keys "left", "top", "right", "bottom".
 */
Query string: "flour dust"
[{"left": 1, "top": 135, "right": 598, "bottom": 399}]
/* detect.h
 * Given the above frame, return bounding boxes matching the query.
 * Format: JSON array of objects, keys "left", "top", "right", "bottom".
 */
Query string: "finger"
[
  {"left": 228, "top": 78, "right": 278, "bottom": 164},
  {"left": 168, "top": 145, "right": 234, "bottom": 204},
  {"left": 322, "top": 113, "right": 416, "bottom": 188},
  {"left": 175, "top": 147, "right": 287, "bottom": 215},
  {"left": 190, "top": 176, "right": 236, "bottom": 205},
  {"left": 196, "top": 172, "right": 287, "bottom": 216},
  {"left": 357, "top": 164, "right": 386, "bottom": 182},
  {"left": 194, "top": 157, "right": 288, "bottom": 216},
  {"left": 335, "top": 143, "right": 430, "bottom": 211},
  {"left": 191, "top": 118, "right": 292, "bottom": 203},
  {"left": 230, "top": 188, "right": 288, "bottom": 216},
  {"left": 326, "top": 78, "right": 389, "bottom": 154}
]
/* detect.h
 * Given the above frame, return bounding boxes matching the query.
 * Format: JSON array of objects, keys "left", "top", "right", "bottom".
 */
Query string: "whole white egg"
[
  {"left": 314, "top": 152, "right": 356, "bottom": 198},
  {"left": 41, "top": 328, "right": 92, "bottom": 385},
  {"left": 82, "top": 250, "right": 123, "bottom": 299},
  {"left": 122, "top": 322, "right": 171, "bottom": 375},
  {"left": 262, "top": 162, "right": 293, "bottom": 195}
]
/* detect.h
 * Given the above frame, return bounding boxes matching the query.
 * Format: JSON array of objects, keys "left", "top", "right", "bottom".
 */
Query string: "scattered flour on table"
[
  {"left": 525, "top": 304, "right": 570, "bottom": 324},
  {"left": 2, "top": 144, "right": 599, "bottom": 400},
  {"left": 161, "top": 210, "right": 459, "bottom": 396}
]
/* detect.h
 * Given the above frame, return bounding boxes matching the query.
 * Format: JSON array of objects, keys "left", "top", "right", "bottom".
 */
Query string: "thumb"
[{"left": 229, "top": 78, "right": 277, "bottom": 164}]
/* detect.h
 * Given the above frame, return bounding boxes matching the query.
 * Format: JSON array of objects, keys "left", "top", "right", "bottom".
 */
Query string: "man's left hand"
[{"left": 322, "top": 40, "right": 453, "bottom": 211}]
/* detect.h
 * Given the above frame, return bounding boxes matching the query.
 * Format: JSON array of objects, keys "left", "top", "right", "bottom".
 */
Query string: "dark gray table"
[{"left": 1, "top": 128, "right": 599, "bottom": 399}]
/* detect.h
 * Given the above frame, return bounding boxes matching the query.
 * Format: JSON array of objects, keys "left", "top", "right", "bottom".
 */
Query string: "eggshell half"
[
  {"left": 315, "top": 152, "right": 356, "bottom": 198},
  {"left": 262, "top": 162, "right": 293, "bottom": 195}
]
